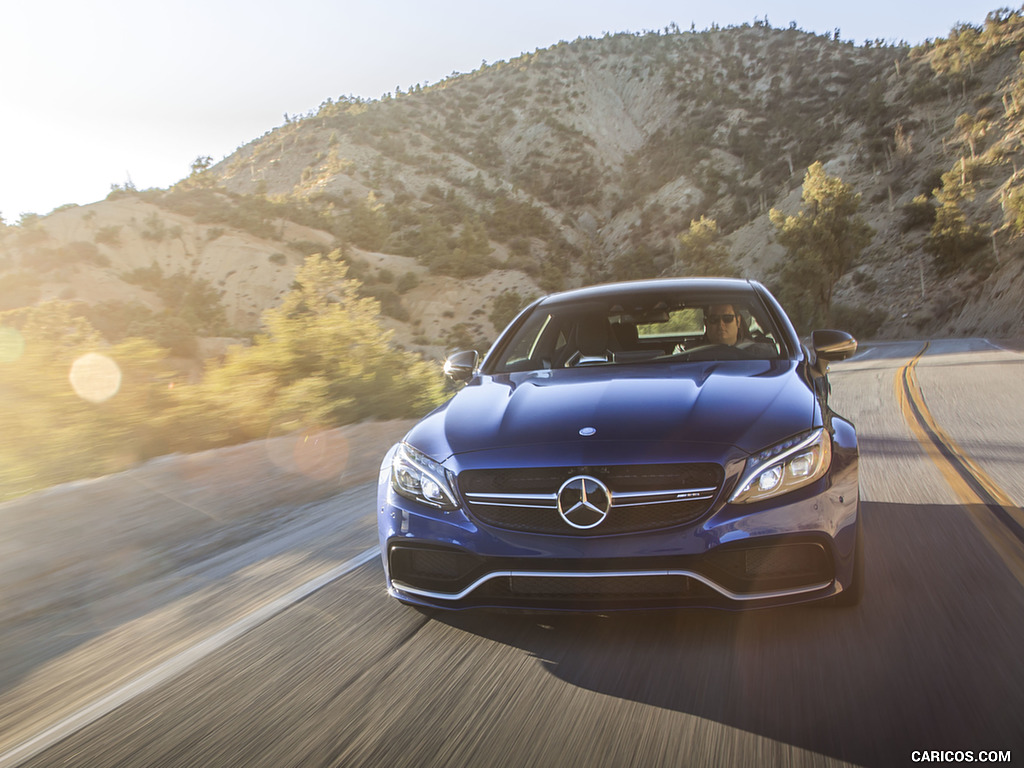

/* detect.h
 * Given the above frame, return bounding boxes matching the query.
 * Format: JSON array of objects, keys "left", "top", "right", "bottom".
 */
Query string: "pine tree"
[
  {"left": 201, "top": 253, "right": 444, "bottom": 437},
  {"left": 675, "top": 216, "right": 737, "bottom": 277},
  {"left": 769, "top": 163, "right": 874, "bottom": 329}
]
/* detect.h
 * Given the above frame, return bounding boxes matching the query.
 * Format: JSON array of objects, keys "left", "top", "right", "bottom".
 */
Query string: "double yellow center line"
[{"left": 896, "top": 343, "right": 1024, "bottom": 578}]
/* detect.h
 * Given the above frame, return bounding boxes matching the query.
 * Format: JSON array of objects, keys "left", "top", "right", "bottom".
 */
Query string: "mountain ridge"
[{"left": 4, "top": 14, "right": 1024, "bottom": 361}]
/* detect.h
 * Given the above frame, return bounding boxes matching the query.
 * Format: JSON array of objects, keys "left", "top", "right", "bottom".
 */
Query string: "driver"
[{"left": 703, "top": 304, "right": 745, "bottom": 346}]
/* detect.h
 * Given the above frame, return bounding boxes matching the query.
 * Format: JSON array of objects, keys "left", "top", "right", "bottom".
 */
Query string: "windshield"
[{"left": 491, "top": 290, "right": 784, "bottom": 373}]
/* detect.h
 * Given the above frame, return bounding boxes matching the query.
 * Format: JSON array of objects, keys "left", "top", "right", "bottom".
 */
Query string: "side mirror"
[
  {"left": 443, "top": 349, "right": 478, "bottom": 383},
  {"left": 811, "top": 330, "right": 857, "bottom": 374},
  {"left": 812, "top": 329, "right": 858, "bottom": 361}
]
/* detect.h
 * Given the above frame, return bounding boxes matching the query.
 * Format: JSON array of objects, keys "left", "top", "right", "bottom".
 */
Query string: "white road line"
[
  {"left": 982, "top": 337, "right": 1024, "bottom": 354},
  {"left": 844, "top": 347, "right": 875, "bottom": 362},
  {"left": 0, "top": 546, "right": 380, "bottom": 768}
]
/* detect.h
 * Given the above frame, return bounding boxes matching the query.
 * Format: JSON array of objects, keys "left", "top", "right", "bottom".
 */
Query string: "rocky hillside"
[{"left": 4, "top": 12, "right": 1024, "bottom": 360}]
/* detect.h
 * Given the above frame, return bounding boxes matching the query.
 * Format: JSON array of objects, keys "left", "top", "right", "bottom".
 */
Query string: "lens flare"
[
  {"left": 0, "top": 326, "right": 25, "bottom": 363},
  {"left": 69, "top": 353, "right": 122, "bottom": 403},
  {"left": 265, "top": 424, "right": 350, "bottom": 481}
]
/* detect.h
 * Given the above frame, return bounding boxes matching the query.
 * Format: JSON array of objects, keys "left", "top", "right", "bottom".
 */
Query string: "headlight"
[
  {"left": 730, "top": 429, "right": 832, "bottom": 504},
  {"left": 390, "top": 443, "right": 459, "bottom": 510}
]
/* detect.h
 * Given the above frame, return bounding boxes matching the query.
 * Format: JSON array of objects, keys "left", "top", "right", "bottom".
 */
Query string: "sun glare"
[
  {"left": 0, "top": 327, "right": 25, "bottom": 363},
  {"left": 69, "top": 353, "right": 122, "bottom": 403}
]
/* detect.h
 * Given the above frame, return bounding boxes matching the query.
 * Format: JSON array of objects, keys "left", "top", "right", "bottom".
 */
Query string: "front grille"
[
  {"left": 389, "top": 545, "right": 484, "bottom": 591},
  {"left": 458, "top": 463, "right": 723, "bottom": 535},
  {"left": 701, "top": 541, "right": 833, "bottom": 593},
  {"left": 508, "top": 574, "right": 697, "bottom": 597},
  {"left": 472, "top": 573, "right": 720, "bottom": 607}
]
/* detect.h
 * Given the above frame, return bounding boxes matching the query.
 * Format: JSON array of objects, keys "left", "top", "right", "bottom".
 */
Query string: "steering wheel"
[{"left": 667, "top": 343, "right": 753, "bottom": 362}]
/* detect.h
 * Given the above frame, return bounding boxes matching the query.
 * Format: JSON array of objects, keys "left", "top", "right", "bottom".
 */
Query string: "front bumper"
[
  {"left": 378, "top": 467, "right": 859, "bottom": 612},
  {"left": 385, "top": 537, "right": 839, "bottom": 610}
]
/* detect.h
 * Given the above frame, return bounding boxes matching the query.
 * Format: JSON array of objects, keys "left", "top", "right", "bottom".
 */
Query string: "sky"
[{"left": 0, "top": 0, "right": 1006, "bottom": 223}]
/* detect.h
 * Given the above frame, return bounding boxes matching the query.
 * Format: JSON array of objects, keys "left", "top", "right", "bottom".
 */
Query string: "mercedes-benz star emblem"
[{"left": 557, "top": 475, "right": 611, "bottom": 529}]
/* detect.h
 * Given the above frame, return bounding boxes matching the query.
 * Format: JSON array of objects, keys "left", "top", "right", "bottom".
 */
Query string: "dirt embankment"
[{"left": 0, "top": 420, "right": 414, "bottom": 625}]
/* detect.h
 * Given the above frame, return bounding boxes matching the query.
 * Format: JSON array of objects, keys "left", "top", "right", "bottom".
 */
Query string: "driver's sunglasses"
[{"left": 707, "top": 314, "right": 736, "bottom": 324}]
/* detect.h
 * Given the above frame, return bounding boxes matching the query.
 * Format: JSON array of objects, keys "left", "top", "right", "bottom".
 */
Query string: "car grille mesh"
[
  {"left": 458, "top": 463, "right": 722, "bottom": 535},
  {"left": 470, "top": 573, "right": 720, "bottom": 606},
  {"left": 508, "top": 575, "right": 697, "bottom": 597}
]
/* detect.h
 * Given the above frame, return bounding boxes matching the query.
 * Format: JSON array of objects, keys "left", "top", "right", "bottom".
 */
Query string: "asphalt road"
[{"left": 7, "top": 338, "right": 1024, "bottom": 768}]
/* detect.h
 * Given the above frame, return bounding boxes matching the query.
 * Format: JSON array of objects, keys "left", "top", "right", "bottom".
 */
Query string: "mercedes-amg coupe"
[{"left": 377, "top": 278, "right": 861, "bottom": 611}]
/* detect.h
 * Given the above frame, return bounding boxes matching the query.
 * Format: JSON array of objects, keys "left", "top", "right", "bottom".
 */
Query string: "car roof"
[{"left": 535, "top": 278, "right": 763, "bottom": 308}]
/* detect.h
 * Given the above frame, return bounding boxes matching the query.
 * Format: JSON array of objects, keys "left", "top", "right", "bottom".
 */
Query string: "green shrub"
[
  {"left": 95, "top": 225, "right": 123, "bottom": 246},
  {"left": 66, "top": 241, "right": 101, "bottom": 263},
  {"left": 396, "top": 271, "right": 419, "bottom": 294},
  {"left": 924, "top": 203, "right": 990, "bottom": 276},
  {"left": 1003, "top": 184, "right": 1024, "bottom": 236},
  {"left": 360, "top": 285, "right": 409, "bottom": 321},
  {"left": 0, "top": 272, "right": 42, "bottom": 310},
  {"left": 122, "top": 265, "right": 227, "bottom": 334},
  {"left": 80, "top": 301, "right": 155, "bottom": 342},
  {"left": 122, "top": 264, "right": 165, "bottom": 291},
  {"left": 140, "top": 213, "right": 168, "bottom": 241},
  {"left": 200, "top": 253, "right": 445, "bottom": 433},
  {"left": 444, "top": 322, "right": 486, "bottom": 351},
  {"left": 851, "top": 271, "right": 879, "bottom": 293},
  {"left": 489, "top": 289, "right": 531, "bottom": 332},
  {"left": 901, "top": 195, "right": 936, "bottom": 231}
]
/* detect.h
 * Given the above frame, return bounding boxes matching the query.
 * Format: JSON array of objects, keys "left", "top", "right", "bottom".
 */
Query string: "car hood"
[{"left": 406, "top": 360, "right": 819, "bottom": 462}]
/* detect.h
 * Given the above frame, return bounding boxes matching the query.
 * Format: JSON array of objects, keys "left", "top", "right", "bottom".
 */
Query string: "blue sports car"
[{"left": 377, "top": 278, "right": 861, "bottom": 611}]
